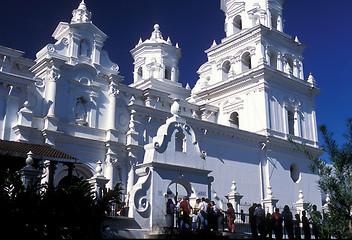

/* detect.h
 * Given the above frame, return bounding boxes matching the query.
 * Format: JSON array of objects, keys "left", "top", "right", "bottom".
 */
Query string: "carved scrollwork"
[
  {"left": 49, "top": 68, "right": 61, "bottom": 82},
  {"left": 133, "top": 166, "right": 151, "bottom": 214},
  {"left": 47, "top": 45, "right": 55, "bottom": 53},
  {"left": 61, "top": 38, "right": 69, "bottom": 46}
]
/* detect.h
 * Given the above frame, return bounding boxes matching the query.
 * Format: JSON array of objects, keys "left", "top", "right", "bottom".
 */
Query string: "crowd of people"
[
  {"left": 249, "top": 203, "right": 322, "bottom": 239},
  {"left": 166, "top": 197, "right": 323, "bottom": 239},
  {"left": 166, "top": 196, "right": 232, "bottom": 232}
]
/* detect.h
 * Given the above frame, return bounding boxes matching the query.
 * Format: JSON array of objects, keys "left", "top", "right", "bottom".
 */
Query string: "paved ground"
[{"left": 146, "top": 229, "right": 253, "bottom": 239}]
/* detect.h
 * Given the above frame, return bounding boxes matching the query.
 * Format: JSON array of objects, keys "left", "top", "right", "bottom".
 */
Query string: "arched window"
[
  {"left": 165, "top": 66, "right": 172, "bottom": 80},
  {"left": 269, "top": 51, "right": 277, "bottom": 69},
  {"left": 233, "top": 15, "right": 242, "bottom": 34},
  {"left": 175, "top": 132, "right": 185, "bottom": 152},
  {"left": 288, "top": 110, "right": 295, "bottom": 135},
  {"left": 271, "top": 13, "right": 278, "bottom": 30},
  {"left": 290, "top": 163, "right": 300, "bottom": 183},
  {"left": 229, "top": 112, "right": 239, "bottom": 129},
  {"left": 75, "top": 96, "right": 88, "bottom": 126},
  {"left": 222, "top": 61, "right": 231, "bottom": 80},
  {"left": 137, "top": 67, "right": 143, "bottom": 81},
  {"left": 285, "top": 58, "right": 293, "bottom": 74},
  {"left": 241, "top": 52, "right": 252, "bottom": 72},
  {"left": 80, "top": 39, "right": 90, "bottom": 57}
]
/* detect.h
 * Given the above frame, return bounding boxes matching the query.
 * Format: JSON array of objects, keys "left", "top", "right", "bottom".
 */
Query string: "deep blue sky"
[{"left": 1, "top": 0, "right": 351, "bottom": 149}]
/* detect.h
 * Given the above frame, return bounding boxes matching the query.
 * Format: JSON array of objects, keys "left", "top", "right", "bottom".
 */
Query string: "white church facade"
[{"left": 0, "top": 0, "right": 322, "bottom": 233}]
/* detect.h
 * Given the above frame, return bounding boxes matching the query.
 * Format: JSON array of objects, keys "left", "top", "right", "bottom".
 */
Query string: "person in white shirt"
[{"left": 198, "top": 198, "right": 209, "bottom": 230}]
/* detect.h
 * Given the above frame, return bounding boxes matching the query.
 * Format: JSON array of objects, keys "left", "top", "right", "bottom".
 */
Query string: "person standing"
[
  {"left": 249, "top": 203, "right": 258, "bottom": 239},
  {"left": 293, "top": 214, "right": 301, "bottom": 239},
  {"left": 175, "top": 197, "right": 182, "bottom": 228},
  {"left": 222, "top": 203, "right": 236, "bottom": 233},
  {"left": 166, "top": 199, "right": 175, "bottom": 228},
  {"left": 209, "top": 201, "right": 220, "bottom": 231},
  {"left": 310, "top": 205, "right": 322, "bottom": 239},
  {"left": 271, "top": 208, "right": 283, "bottom": 240},
  {"left": 198, "top": 198, "right": 208, "bottom": 230},
  {"left": 266, "top": 213, "right": 273, "bottom": 240},
  {"left": 301, "top": 210, "right": 311, "bottom": 239},
  {"left": 179, "top": 196, "right": 191, "bottom": 230},
  {"left": 282, "top": 205, "right": 294, "bottom": 240},
  {"left": 254, "top": 204, "right": 266, "bottom": 239}
]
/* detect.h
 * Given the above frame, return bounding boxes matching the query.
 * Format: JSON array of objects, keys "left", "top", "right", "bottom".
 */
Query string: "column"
[
  {"left": 311, "top": 108, "right": 318, "bottom": 145},
  {"left": 2, "top": 86, "right": 21, "bottom": 139},
  {"left": 256, "top": 41, "right": 266, "bottom": 66},
  {"left": 107, "top": 81, "right": 118, "bottom": 130},
  {"left": 234, "top": 56, "right": 241, "bottom": 75},
  {"left": 46, "top": 67, "right": 60, "bottom": 117},
  {"left": 105, "top": 144, "right": 117, "bottom": 190},
  {"left": 171, "top": 66, "right": 177, "bottom": 82},
  {"left": 92, "top": 40, "right": 103, "bottom": 65},
  {"left": 293, "top": 59, "right": 299, "bottom": 78},
  {"left": 299, "top": 60, "right": 304, "bottom": 80},
  {"left": 277, "top": 14, "right": 283, "bottom": 32},
  {"left": 277, "top": 52, "right": 283, "bottom": 72},
  {"left": 294, "top": 109, "right": 300, "bottom": 137}
]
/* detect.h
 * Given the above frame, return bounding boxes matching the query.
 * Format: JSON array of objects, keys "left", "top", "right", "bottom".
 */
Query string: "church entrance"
[{"left": 167, "top": 178, "right": 192, "bottom": 202}]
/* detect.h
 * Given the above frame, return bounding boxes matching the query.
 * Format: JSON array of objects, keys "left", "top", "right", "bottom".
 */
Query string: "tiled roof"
[{"left": 0, "top": 140, "right": 78, "bottom": 161}]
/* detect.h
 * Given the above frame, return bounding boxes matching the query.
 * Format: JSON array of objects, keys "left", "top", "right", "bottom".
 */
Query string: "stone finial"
[
  {"left": 71, "top": 0, "right": 92, "bottom": 24},
  {"left": 26, "top": 151, "right": 34, "bottom": 167},
  {"left": 230, "top": 181, "right": 238, "bottom": 195},
  {"left": 95, "top": 160, "right": 104, "bottom": 177},
  {"left": 298, "top": 190, "right": 304, "bottom": 203},
  {"left": 307, "top": 73, "right": 316, "bottom": 87},
  {"left": 211, "top": 40, "right": 217, "bottom": 47},
  {"left": 166, "top": 37, "right": 172, "bottom": 45},
  {"left": 295, "top": 36, "right": 300, "bottom": 44},
  {"left": 150, "top": 24, "right": 164, "bottom": 41},
  {"left": 170, "top": 99, "right": 181, "bottom": 117},
  {"left": 267, "top": 185, "right": 273, "bottom": 198}
]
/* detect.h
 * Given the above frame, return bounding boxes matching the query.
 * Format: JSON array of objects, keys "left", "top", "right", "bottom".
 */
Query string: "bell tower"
[
  {"left": 191, "top": 0, "right": 320, "bottom": 147},
  {"left": 130, "top": 24, "right": 190, "bottom": 99},
  {"left": 221, "top": 0, "right": 284, "bottom": 37}
]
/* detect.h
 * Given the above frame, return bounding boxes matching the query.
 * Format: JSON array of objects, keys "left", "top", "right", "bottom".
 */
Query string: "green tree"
[
  {"left": 290, "top": 118, "right": 352, "bottom": 239},
  {"left": 0, "top": 166, "right": 124, "bottom": 239}
]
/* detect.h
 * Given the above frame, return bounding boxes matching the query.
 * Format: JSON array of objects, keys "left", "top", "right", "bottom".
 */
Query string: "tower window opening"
[
  {"left": 288, "top": 110, "right": 295, "bottom": 135},
  {"left": 269, "top": 52, "right": 277, "bottom": 69},
  {"left": 286, "top": 58, "right": 294, "bottom": 74},
  {"left": 241, "top": 52, "right": 252, "bottom": 72},
  {"left": 175, "top": 132, "right": 186, "bottom": 152},
  {"left": 271, "top": 13, "right": 278, "bottom": 30},
  {"left": 233, "top": 15, "right": 242, "bottom": 33},
  {"left": 222, "top": 61, "right": 231, "bottom": 80},
  {"left": 137, "top": 67, "right": 143, "bottom": 81},
  {"left": 165, "top": 66, "right": 172, "bottom": 80},
  {"left": 80, "top": 39, "right": 90, "bottom": 57},
  {"left": 229, "top": 112, "right": 239, "bottom": 129}
]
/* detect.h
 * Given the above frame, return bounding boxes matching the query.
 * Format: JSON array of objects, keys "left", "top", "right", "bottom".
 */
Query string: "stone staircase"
[{"left": 101, "top": 216, "right": 149, "bottom": 239}]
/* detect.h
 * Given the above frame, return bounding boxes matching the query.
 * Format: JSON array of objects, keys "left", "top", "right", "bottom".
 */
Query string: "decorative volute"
[{"left": 71, "top": 0, "right": 92, "bottom": 24}]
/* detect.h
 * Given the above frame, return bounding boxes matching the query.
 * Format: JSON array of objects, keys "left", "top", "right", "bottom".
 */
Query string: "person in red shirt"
[
  {"left": 179, "top": 196, "right": 191, "bottom": 230},
  {"left": 271, "top": 208, "right": 283, "bottom": 239}
]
